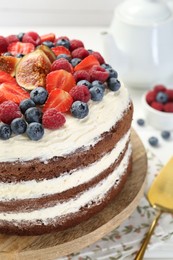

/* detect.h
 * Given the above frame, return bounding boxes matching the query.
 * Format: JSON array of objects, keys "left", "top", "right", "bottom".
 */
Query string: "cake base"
[{"left": 0, "top": 129, "right": 147, "bottom": 260}]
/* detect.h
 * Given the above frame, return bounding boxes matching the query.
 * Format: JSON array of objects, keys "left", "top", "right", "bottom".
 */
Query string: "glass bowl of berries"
[{"left": 142, "top": 85, "right": 173, "bottom": 130}]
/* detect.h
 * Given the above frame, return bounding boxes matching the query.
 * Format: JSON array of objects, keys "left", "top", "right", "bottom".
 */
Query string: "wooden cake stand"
[{"left": 0, "top": 129, "right": 147, "bottom": 260}]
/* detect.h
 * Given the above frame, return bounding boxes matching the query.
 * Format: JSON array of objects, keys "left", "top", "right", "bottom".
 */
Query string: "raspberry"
[
  {"left": 22, "top": 32, "right": 41, "bottom": 46},
  {"left": 151, "top": 101, "right": 163, "bottom": 111},
  {"left": 164, "top": 102, "right": 173, "bottom": 112},
  {"left": 73, "top": 70, "right": 90, "bottom": 82},
  {"left": 70, "top": 39, "right": 84, "bottom": 51},
  {"left": 51, "top": 58, "right": 73, "bottom": 73},
  {"left": 6, "top": 35, "right": 19, "bottom": 45},
  {"left": 153, "top": 84, "right": 166, "bottom": 94},
  {"left": 0, "top": 101, "right": 22, "bottom": 124},
  {"left": 72, "top": 47, "right": 89, "bottom": 60},
  {"left": 0, "top": 36, "right": 8, "bottom": 53},
  {"left": 145, "top": 91, "right": 156, "bottom": 105},
  {"left": 42, "top": 108, "right": 66, "bottom": 129},
  {"left": 92, "top": 51, "right": 105, "bottom": 64},
  {"left": 90, "top": 65, "right": 109, "bottom": 82},
  {"left": 69, "top": 85, "right": 91, "bottom": 103},
  {"left": 165, "top": 89, "right": 173, "bottom": 101}
]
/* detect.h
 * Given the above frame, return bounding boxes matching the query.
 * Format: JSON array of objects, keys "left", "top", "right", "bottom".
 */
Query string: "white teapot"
[{"left": 102, "top": 0, "right": 173, "bottom": 88}]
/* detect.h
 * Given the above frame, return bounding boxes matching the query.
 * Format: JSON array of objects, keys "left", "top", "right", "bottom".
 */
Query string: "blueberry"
[
  {"left": 16, "top": 53, "right": 24, "bottom": 58},
  {"left": 91, "top": 80, "right": 106, "bottom": 92},
  {"left": 71, "top": 58, "right": 81, "bottom": 67},
  {"left": 106, "top": 68, "right": 118, "bottom": 79},
  {"left": 17, "top": 32, "right": 24, "bottom": 41},
  {"left": 11, "top": 118, "right": 27, "bottom": 135},
  {"left": 88, "top": 49, "right": 93, "bottom": 54},
  {"left": 42, "top": 41, "right": 54, "bottom": 48},
  {"left": 56, "top": 54, "right": 71, "bottom": 61},
  {"left": 3, "top": 52, "right": 13, "bottom": 56},
  {"left": 156, "top": 92, "right": 168, "bottom": 103},
  {"left": 26, "top": 122, "right": 44, "bottom": 141},
  {"left": 161, "top": 130, "right": 170, "bottom": 139},
  {"left": 77, "top": 80, "right": 92, "bottom": 89},
  {"left": 25, "top": 107, "right": 43, "bottom": 123},
  {"left": 148, "top": 136, "right": 159, "bottom": 147},
  {"left": 71, "top": 101, "right": 89, "bottom": 119},
  {"left": 137, "top": 118, "right": 145, "bottom": 126},
  {"left": 30, "top": 87, "right": 48, "bottom": 105},
  {"left": 90, "top": 86, "right": 104, "bottom": 101},
  {"left": 107, "top": 78, "right": 121, "bottom": 91},
  {"left": 0, "top": 124, "right": 12, "bottom": 140},
  {"left": 55, "top": 39, "right": 70, "bottom": 49},
  {"left": 20, "top": 99, "right": 36, "bottom": 114},
  {"left": 101, "top": 63, "right": 112, "bottom": 70}
]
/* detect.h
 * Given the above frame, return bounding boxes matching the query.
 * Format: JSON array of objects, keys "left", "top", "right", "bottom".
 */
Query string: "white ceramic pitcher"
[{"left": 102, "top": 0, "right": 173, "bottom": 88}]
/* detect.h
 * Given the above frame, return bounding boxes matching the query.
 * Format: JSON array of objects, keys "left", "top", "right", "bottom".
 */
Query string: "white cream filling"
[
  {"left": 0, "top": 83, "right": 130, "bottom": 162},
  {"left": 0, "top": 145, "right": 132, "bottom": 223},
  {"left": 0, "top": 131, "right": 130, "bottom": 201}
]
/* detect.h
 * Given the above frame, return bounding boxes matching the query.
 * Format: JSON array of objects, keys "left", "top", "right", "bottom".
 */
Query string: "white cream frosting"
[
  {"left": 0, "top": 83, "right": 130, "bottom": 162},
  {"left": 0, "top": 144, "right": 132, "bottom": 223},
  {"left": 0, "top": 131, "right": 130, "bottom": 201}
]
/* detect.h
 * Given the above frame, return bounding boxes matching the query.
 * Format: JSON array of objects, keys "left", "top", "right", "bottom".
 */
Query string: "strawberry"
[
  {"left": 0, "top": 82, "right": 30, "bottom": 104},
  {"left": 8, "top": 42, "right": 35, "bottom": 55},
  {"left": 74, "top": 55, "right": 100, "bottom": 71},
  {"left": 51, "top": 46, "right": 71, "bottom": 56},
  {"left": 5, "top": 35, "right": 19, "bottom": 45},
  {"left": 43, "top": 88, "right": 73, "bottom": 113},
  {"left": 22, "top": 32, "right": 41, "bottom": 46},
  {"left": 46, "top": 69, "right": 76, "bottom": 93},
  {"left": 0, "top": 70, "right": 16, "bottom": 84},
  {"left": 40, "top": 33, "right": 56, "bottom": 43}
]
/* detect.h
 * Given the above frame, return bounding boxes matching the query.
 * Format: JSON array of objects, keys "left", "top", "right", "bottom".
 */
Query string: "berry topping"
[
  {"left": 8, "top": 42, "right": 35, "bottom": 55},
  {"left": 146, "top": 91, "right": 156, "bottom": 105},
  {"left": 19, "top": 99, "right": 36, "bottom": 114},
  {"left": 153, "top": 84, "right": 166, "bottom": 94},
  {"left": 40, "top": 33, "right": 55, "bottom": 43},
  {"left": 42, "top": 41, "right": 54, "bottom": 48},
  {"left": 0, "top": 124, "right": 12, "bottom": 140},
  {"left": 6, "top": 35, "right": 19, "bottom": 45},
  {"left": 51, "top": 58, "right": 73, "bottom": 73},
  {"left": 71, "top": 101, "right": 89, "bottom": 119},
  {"left": 43, "top": 88, "right": 73, "bottom": 113},
  {"left": 106, "top": 68, "right": 118, "bottom": 79},
  {"left": 30, "top": 87, "right": 48, "bottom": 105},
  {"left": 165, "top": 89, "right": 173, "bottom": 101},
  {"left": 90, "top": 86, "right": 104, "bottom": 101},
  {"left": 107, "top": 78, "right": 121, "bottom": 91},
  {"left": 26, "top": 122, "right": 44, "bottom": 141},
  {"left": 17, "top": 32, "right": 24, "bottom": 41},
  {"left": 92, "top": 51, "right": 105, "bottom": 64},
  {"left": 51, "top": 46, "right": 71, "bottom": 56},
  {"left": 46, "top": 69, "right": 76, "bottom": 93},
  {"left": 90, "top": 65, "right": 109, "bottom": 82},
  {"left": 164, "top": 102, "right": 173, "bottom": 112},
  {"left": 72, "top": 47, "right": 89, "bottom": 60},
  {"left": 151, "top": 101, "right": 163, "bottom": 111},
  {"left": 0, "top": 101, "right": 22, "bottom": 124},
  {"left": 137, "top": 118, "right": 145, "bottom": 126},
  {"left": 0, "top": 36, "right": 8, "bottom": 53},
  {"left": 42, "top": 108, "right": 66, "bottom": 129},
  {"left": 73, "top": 70, "right": 90, "bottom": 82},
  {"left": 11, "top": 118, "right": 27, "bottom": 134},
  {"left": 25, "top": 107, "right": 43, "bottom": 123},
  {"left": 77, "top": 80, "right": 92, "bottom": 89},
  {"left": 56, "top": 54, "right": 71, "bottom": 62},
  {"left": 55, "top": 39, "right": 70, "bottom": 49},
  {"left": 156, "top": 91, "right": 168, "bottom": 103},
  {"left": 71, "top": 58, "right": 81, "bottom": 67},
  {"left": 0, "top": 70, "right": 16, "bottom": 84},
  {"left": 70, "top": 39, "right": 84, "bottom": 51},
  {"left": 69, "top": 85, "right": 91, "bottom": 103},
  {"left": 22, "top": 31, "right": 41, "bottom": 46},
  {"left": 148, "top": 136, "right": 159, "bottom": 147},
  {"left": 161, "top": 130, "right": 170, "bottom": 139},
  {"left": 74, "top": 55, "right": 99, "bottom": 71}
]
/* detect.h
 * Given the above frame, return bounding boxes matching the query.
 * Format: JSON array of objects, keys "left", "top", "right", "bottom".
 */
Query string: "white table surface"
[{"left": 1, "top": 26, "right": 173, "bottom": 260}]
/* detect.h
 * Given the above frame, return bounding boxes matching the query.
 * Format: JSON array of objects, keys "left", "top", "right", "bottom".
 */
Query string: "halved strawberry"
[
  {"left": 74, "top": 55, "right": 99, "bottom": 71},
  {"left": 43, "top": 88, "right": 73, "bottom": 113},
  {"left": 8, "top": 42, "right": 35, "bottom": 55},
  {"left": 40, "top": 33, "right": 56, "bottom": 43},
  {"left": 46, "top": 69, "right": 76, "bottom": 93},
  {"left": 51, "top": 46, "right": 71, "bottom": 56},
  {"left": 0, "top": 70, "right": 16, "bottom": 84},
  {"left": 0, "top": 82, "right": 30, "bottom": 104}
]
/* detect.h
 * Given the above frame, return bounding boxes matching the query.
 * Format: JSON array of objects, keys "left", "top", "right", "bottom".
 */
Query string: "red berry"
[
  {"left": 8, "top": 42, "right": 35, "bottom": 55},
  {"left": 69, "top": 85, "right": 91, "bottom": 103},
  {"left": 165, "top": 89, "right": 173, "bottom": 101},
  {"left": 5, "top": 35, "right": 19, "bottom": 45},
  {"left": 43, "top": 89, "right": 73, "bottom": 113},
  {"left": 145, "top": 91, "right": 156, "bottom": 105},
  {"left": 73, "top": 70, "right": 90, "bottom": 82},
  {"left": 51, "top": 58, "right": 73, "bottom": 73},
  {"left": 92, "top": 51, "right": 105, "bottom": 64},
  {"left": 70, "top": 39, "right": 84, "bottom": 51},
  {"left": 42, "top": 108, "right": 66, "bottom": 129},
  {"left": 0, "top": 70, "right": 16, "bottom": 84},
  {"left": 40, "top": 33, "right": 55, "bottom": 43},
  {"left": 90, "top": 65, "right": 109, "bottom": 82},
  {"left": 72, "top": 47, "right": 89, "bottom": 60},
  {"left": 22, "top": 31, "right": 41, "bottom": 46},
  {"left": 0, "top": 101, "right": 22, "bottom": 124},
  {"left": 164, "top": 102, "right": 173, "bottom": 112},
  {"left": 74, "top": 55, "right": 99, "bottom": 71},
  {"left": 151, "top": 101, "right": 163, "bottom": 111},
  {"left": 153, "top": 84, "right": 166, "bottom": 94},
  {"left": 0, "top": 36, "right": 8, "bottom": 53},
  {"left": 51, "top": 46, "right": 71, "bottom": 56}
]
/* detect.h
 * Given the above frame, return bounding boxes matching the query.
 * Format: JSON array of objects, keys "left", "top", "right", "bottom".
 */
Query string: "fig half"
[
  {"left": 37, "top": 45, "right": 56, "bottom": 63},
  {"left": 0, "top": 56, "right": 20, "bottom": 76},
  {"left": 16, "top": 50, "right": 51, "bottom": 90}
]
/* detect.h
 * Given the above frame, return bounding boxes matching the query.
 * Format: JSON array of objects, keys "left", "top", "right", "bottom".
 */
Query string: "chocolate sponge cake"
[{"left": 0, "top": 32, "right": 133, "bottom": 235}]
